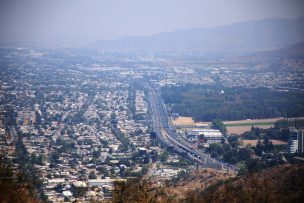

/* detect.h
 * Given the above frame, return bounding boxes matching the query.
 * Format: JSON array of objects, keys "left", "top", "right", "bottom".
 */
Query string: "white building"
[
  {"left": 16, "top": 109, "right": 36, "bottom": 126},
  {"left": 87, "top": 178, "right": 125, "bottom": 188},
  {"left": 186, "top": 129, "right": 222, "bottom": 143},
  {"left": 288, "top": 129, "right": 304, "bottom": 154},
  {"left": 47, "top": 178, "right": 66, "bottom": 188}
]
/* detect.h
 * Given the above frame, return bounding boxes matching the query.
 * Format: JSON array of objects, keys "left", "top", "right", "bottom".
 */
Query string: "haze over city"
[
  {"left": 1, "top": 0, "right": 304, "bottom": 42},
  {"left": 0, "top": 1, "right": 304, "bottom": 203}
]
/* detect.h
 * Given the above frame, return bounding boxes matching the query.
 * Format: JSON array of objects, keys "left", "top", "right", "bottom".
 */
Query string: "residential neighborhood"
[{"left": 0, "top": 46, "right": 303, "bottom": 202}]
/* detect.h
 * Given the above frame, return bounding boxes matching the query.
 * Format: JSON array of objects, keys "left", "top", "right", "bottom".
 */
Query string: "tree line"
[{"left": 161, "top": 84, "right": 304, "bottom": 121}]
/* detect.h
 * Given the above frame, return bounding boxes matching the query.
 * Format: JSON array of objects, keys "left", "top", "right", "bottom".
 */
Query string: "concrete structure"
[
  {"left": 47, "top": 178, "right": 66, "bottom": 188},
  {"left": 16, "top": 109, "right": 36, "bottom": 126},
  {"left": 288, "top": 129, "right": 299, "bottom": 153},
  {"left": 138, "top": 147, "right": 147, "bottom": 156},
  {"left": 288, "top": 129, "right": 304, "bottom": 154},
  {"left": 186, "top": 129, "right": 222, "bottom": 143},
  {"left": 298, "top": 129, "right": 304, "bottom": 154},
  {"left": 87, "top": 178, "right": 125, "bottom": 188}
]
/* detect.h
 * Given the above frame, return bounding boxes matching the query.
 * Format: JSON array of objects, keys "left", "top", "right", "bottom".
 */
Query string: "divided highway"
[{"left": 149, "top": 88, "right": 238, "bottom": 172}]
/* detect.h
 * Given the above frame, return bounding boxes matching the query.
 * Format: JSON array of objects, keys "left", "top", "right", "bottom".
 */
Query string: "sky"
[{"left": 0, "top": 0, "right": 304, "bottom": 42}]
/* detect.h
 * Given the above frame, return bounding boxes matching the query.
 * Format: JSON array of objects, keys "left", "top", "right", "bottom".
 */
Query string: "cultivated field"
[
  {"left": 171, "top": 116, "right": 210, "bottom": 126},
  {"left": 224, "top": 118, "right": 283, "bottom": 125},
  {"left": 226, "top": 125, "right": 272, "bottom": 135},
  {"left": 171, "top": 116, "right": 284, "bottom": 135},
  {"left": 224, "top": 118, "right": 283, "bottom": 134}
]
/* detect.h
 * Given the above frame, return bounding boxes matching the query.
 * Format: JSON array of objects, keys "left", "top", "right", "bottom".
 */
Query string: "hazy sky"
[{"left": 1, "top": 0, "right": 304, "bottom": 41}]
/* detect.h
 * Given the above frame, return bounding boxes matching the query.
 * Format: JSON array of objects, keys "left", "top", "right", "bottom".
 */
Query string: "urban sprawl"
[{"left": 0, "top": 47, "right": 304, "bottom": 202}]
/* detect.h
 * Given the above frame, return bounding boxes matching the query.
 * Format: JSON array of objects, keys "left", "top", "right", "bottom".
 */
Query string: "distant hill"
[
  {"left": 228, "top": 41, "right": 304, "bottom": 71},
  {"left": 89, "top": 16, "right": 304, "bottom": 53},
  {"left": 263, "top": 40, "right": 304, "bottom": 59},
  {"left": 266, "top": 41, "right": 304, "bottom": 71}
]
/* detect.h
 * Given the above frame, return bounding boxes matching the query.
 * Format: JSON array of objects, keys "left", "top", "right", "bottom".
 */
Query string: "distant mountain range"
[{"left": 89, "top": 16, "right": 304, "bottom": 53}]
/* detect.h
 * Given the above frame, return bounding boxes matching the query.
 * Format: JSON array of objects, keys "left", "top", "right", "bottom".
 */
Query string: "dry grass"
[
  {"left": 242, "top": 139, "right": 287, "bottom": 146},
  {"left": 223, "top": 118, "right": 283, "bottom": 125},
  {"left": 170, "top": 168, "right": 235, "bottom": 200},
  {"left": 224, "top": 118, "right": 283, "bottom": 134},
  {"left": 185, "top": 164, "right": 304, "bottom": 203},
  {"left": 172, "top": 116, "right": 304, "bottom": 135},
  {"left": 171, "top": 116, "right": 210, "bottom": 126},
  {"left": 226, "top": 125, "right": 273, "bottom": 135},
  {"left": 172, "top": 116, "right": 283, "bottom": 126},
  {"left": 172, "top": 116, "right": 277, "bottom": 135}
]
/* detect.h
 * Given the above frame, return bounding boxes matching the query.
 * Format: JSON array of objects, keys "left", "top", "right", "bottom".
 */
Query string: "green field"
[{"left": 224, "top": 122, "right": 275, "bottom": 127}]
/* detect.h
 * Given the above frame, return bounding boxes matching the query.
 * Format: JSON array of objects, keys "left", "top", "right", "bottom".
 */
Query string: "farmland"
[
  {"left": 242, "top": 139, "right": 288, "bottom": 146},
  {"left": 171, "top": 116, "right": 284, "bottom": 135}
]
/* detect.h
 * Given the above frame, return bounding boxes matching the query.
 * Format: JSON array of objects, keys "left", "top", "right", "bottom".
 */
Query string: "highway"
[{"left": 148, "top": 87, "right": 238, "bottom": 172}]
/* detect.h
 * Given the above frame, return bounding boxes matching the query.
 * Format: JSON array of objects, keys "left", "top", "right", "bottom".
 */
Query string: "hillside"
[
  {"left": 183, "top": 164, "right": 304, "bottom": 203},
  {"left": 168, "top": 168, "right": 235, "bottom": 200},
  {"left": 263, "top": 40, "right": 304, "bottom": 59},
  {"left": 0, "top": 157, "right": 39, "bottom": 203},
  {"left": 228, "top": 41, "right": 304, "bottom": 71},
  {"left": 266, "top": 41, "right": 304, "bottom": 71},
  {"left": 89, "top": 16, "right": 304, "bottom": 53},
  {"left": 112, "top": 164, "right": 304, "bottom": 202}
]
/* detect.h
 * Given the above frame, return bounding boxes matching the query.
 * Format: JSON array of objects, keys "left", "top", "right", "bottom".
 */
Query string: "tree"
[
  {"left": 134, "top": 128, "right": 143, "bottom": 136},
  {"left": 97, "top": 166, "right": 109, "bottom": 177},
  {"left": 212, "top": 119, "right": 227, "bottom": 135},
  {"left": 141, "top": 165, "right": 149, "bottom": 176},
  {"left": 0, "top": 157, "right": 39, "bottom": 203},
  {"left": 143, "top": 156, "right": 150, "bottom": 164},
  {"left": 238, "top": 147, "right": 252, "bottom": 161},
  {"left": 31, "top": 153, "right": 38, "bottom": 164},
  {"left": 263, "top": 135, "right": 270, "bottom": 146},
  {"left": 246, "top": 158, "right": 263, "bottom": 173},
  {"left": 93, "top": 150, "right": 100, "bottom": 159},
  {"left": 150, "top": 132, "right": 157, "bottom": 139},
  {"left": 49, "top": 152, "right": 60, "bottom": 164},
  {"left": 101, "top": 139, "right": 109, "bottom": 148},
  {"left": 159, "top": 151, "right": 169, "bottom": 163},
  {"left": 228, "top": 136, "right": 240, "bottom": 147},
  {"left": 255, "top": 140, "right": 263, "bottom": 156},
  {"left": 254, "top": 127, "right": 261, "bottom": 137},
  {"left": 88, "top": 171, "right": 97, "bottom": 179},
  {"left": 151, "top": 150, "right": 158, "bottom": 162},
  {"left": 110, "top": 112, "right": 117, "bottom": 120},
  {"left": 207, "top": 143, "right": 223, "bottom": 158},
  {"left": 262, "top": 135, "right": 274, "bottom": 152},
  {"left": 112, "top": 178, "right": 175, "bottom": 203}
]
